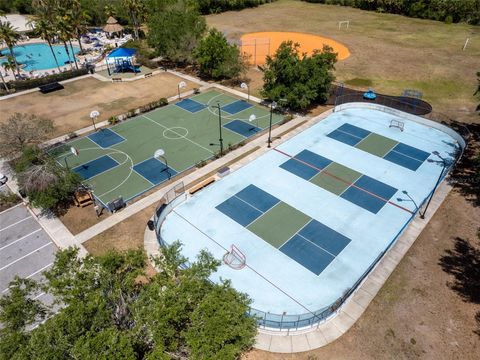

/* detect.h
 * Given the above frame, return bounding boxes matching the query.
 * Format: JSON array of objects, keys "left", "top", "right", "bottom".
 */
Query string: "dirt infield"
[{"left": 240, "top": 31, "right": 350, "bottom": 65}]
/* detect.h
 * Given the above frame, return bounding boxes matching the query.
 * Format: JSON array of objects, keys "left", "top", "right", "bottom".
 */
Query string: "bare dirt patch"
[
  {"left": 246, "top": 191, "right": 480, "bottom": 359},
  {"left": 207, "top": 0, "right": 479, "bottom": 123},
  {"left": 83, "top": 204, "right": 156, "bottom": 256},
  {"left": 0, "top": 72, "right": 197, "bottom": 137}
]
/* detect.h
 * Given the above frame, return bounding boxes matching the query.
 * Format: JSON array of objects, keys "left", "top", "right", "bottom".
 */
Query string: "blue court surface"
[
  {"left": 221, "top": 100, "right": 254, "bottom": 114},
  {"left": 88, "top": 128, "right": 125, "bottom": 148},
  {"left": 175, "top": 98, "right": 206, "bottom": 113},
  {"left": 73, "top": 155, "right": 119, "bottom": 180},
  {"left": 223, "top": 119, "right": 261, "bottom": 138},
  {"left": 133, "top": 157, "right": 178, "bottom": 185},
  {"left": 159, "top": 105, "right": 462, "bottom": 328}
]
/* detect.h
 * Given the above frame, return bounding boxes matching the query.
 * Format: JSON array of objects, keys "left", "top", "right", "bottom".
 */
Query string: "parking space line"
[
  {"left": 2, "top": 262, "right": 54, "bottom": 293},
  {"left": 33, "top": 292, "right": 45, "bottom": 300},
  {"left": 0, "top": 243, "right": 53, "bottom": 271},
  {"left": 0, "top": 216, "right": 33, "bottom": 232},
  {"left": 0, "top": 203, "right": 23, "bottom": 216},
  {"left": 0, "top": 229, "right": 42, "bottom": 251}
]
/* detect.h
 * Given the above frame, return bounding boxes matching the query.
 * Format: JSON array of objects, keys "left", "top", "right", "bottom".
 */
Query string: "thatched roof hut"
[{"left": 103, "top": 16, "right": 124, "bottom": 34}]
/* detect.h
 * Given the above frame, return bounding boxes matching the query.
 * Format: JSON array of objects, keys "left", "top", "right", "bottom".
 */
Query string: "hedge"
[{"left": 6, "top": 69, "right": 89, "bottom": 92}]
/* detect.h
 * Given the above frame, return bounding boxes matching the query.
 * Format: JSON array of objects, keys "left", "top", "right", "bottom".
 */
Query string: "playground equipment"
[{"left": 106, "top": 47, "right": 140, "bottom": 75}]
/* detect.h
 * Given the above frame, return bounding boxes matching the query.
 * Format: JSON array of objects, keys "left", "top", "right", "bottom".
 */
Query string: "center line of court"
[{"left": 142, "top": 115, "right": 214, "bottom": 154}]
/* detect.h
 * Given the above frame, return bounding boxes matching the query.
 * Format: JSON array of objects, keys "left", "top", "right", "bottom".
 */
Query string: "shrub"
[
  {"left": 6, "top": 69, "right": 88, "bottom": 92},
  {"left": 0, "top": 190, "right": 21, "bottom": 211}
]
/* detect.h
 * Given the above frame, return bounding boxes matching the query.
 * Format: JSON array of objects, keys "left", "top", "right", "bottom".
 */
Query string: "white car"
[{"left": 0, "top": 173, "right": 7, "bottom": 186}]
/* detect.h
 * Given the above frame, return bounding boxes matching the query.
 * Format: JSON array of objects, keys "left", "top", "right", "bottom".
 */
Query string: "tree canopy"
[
  {"left": 146, "top": 0, "right": 206, "bottom": 63},
  {"left": 261, "top": 41, "right": 337, "bottom": 110},
  {"left": 194, "top": 28, "right": 246, "bottom": 79},
  {"left": 0, "top": 245, "right": 257, "bottom": 360}
]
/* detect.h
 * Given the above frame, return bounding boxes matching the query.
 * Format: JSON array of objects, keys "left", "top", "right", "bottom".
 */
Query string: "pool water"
[{"left": 0, "top": 43, "right": 80, "bottom": 71}]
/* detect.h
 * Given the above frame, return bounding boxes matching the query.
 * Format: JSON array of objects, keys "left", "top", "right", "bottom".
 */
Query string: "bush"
[
  {"left": 6, "top": 69, "right": 88, "bottom": 92},
  {"left": 0, "top": 190, "right": 21, "bottom": 211}
]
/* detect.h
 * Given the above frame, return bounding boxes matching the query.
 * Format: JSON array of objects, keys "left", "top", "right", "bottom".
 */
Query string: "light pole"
[
  {"left": 90, "top": 110, "right": 100, "bottom": 131},
  {"left": 240, "top": 82, "right": 249, "bottom": 102},
  {"left": 396, "top": 190, "right": 419, "bottom": 213},
  {"left": 154, "top": 148, "right": 171, "bottom": 179},
  {"left": 267, "top": 101, "right": 277, "bottom": 148},
  {"left": 420, "top": 151, "right": 448, "bottom": 219},
  {"left": 178, "top": 81, "right": 186, "bottom": 99},
  {"left": 209, "top": 103, "right": 224, "bottom": 156}
]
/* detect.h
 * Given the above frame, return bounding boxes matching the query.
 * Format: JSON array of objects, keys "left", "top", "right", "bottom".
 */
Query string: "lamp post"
[
  {"left": 178, "top": 81, "right": 186, "bottom": 99},
  {"left": 240, "top": 82, "right": 249, "bottom": 102},
  {"left": 90, "top": 110, "right": 100, "bottom": 131},
  {"left": 267, "top": 101, "right": 277, "bottom": 148},
  {"left": 209, "top": 103, "right": 224, "bottom": 156},
  {"left": 420, "top": 151, "right": 448, "bottom": 219},
  {"left": 396, "top": 190, "right": 419, "bottom": 213}
]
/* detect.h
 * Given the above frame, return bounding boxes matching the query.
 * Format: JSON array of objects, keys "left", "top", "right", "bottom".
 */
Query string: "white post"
[{"left": 463, "top": 38, "right": 470, "bottom": 51}]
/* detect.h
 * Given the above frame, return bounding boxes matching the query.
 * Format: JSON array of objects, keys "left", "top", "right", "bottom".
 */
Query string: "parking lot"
[{"left": 0, "top": 204, "right": 57, "bottom": 306}]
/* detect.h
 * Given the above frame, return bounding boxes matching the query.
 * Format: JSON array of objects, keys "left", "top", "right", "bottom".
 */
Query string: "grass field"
[
  {"left": 49, "top": 89, "right": 283, "bottom": 206},
  {"left": 207, "top": 0, "right": 479, "bottom": 123},
  {"left": 0, "top": 72, "right": 197, "bottom": 137}
]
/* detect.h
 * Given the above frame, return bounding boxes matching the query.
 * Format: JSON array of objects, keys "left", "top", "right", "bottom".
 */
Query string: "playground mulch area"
[
  {"left": 0, "top": 72, "right": 197, "bottom": 137},
  {"left": 97, "top": 65, "right": 153, "bottom": 79},
  {"left": 207, "top": 0, "right": 479, "bottom": 123},
  {"left": 247, "top": 191, "right": 480, "bottom": 360}
]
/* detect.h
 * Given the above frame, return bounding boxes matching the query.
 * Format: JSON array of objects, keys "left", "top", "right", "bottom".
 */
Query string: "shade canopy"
[
  {"left": 103, "top": 16, "right": 124, "bottom": 34},
  {"left": 107, "top": 47, "right": 137, "bottom": 58}
]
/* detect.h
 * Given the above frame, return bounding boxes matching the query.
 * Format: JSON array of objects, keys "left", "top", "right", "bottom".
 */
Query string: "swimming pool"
[
  {"left": 155, "top": 103, "right": 464, "bottom": 330},
  {"left": 0, "top": 43, "right": 80, "bottom": 71}
]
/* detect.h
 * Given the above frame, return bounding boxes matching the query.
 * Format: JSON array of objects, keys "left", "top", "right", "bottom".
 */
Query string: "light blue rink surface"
[
  {"left": 161, "top": 107, "right": 459, "bottom": 316},
  {"left": 0, "top": 43, "right": 80, "bottom": 71}
]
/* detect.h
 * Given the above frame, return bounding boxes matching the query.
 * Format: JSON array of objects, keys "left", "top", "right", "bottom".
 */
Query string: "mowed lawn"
[{"left": 207, "top": 0, "right": 480, "bottom": 123}]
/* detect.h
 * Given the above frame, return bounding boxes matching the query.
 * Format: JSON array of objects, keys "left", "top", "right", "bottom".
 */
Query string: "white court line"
[
  {"left": 2, "top": 262, "right": 53, "bottom": 293},
  {"left": 0, "top": 216, "right": 33, "bottom": 232},
  {"left": 0, "top": 228, "right": 42, "bottom": 251},
  {"left": 142, "top": 115, "right": 214, "bottom": 154},
  {"left": 0, "top": 203, "right": 23, "bottom": 216},
  {"left": 0, "top": 242, "right": 53, "bottom": 271}
]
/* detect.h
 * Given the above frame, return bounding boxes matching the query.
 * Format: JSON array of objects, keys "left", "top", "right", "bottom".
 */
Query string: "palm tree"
[
  {"left": 0, "top": 21, "right": 21, "bottom": 76},
  {"left": 0, "top": 67, "right": 9, "bottom": 93},
  {"left": 2, "top": 56, "right": 17, "bottom": 78},
  {"left": 29, "top": 18, "right": 61, "bottom": 72},
  {"left": 71, "top": 0, "right": 90, "bottom": 54},
  {"left": 55, "top": 15, "right": 78, "bottom": 70},
  {"left": 123, "top": 0, "right": 144, "bottom": 40}
]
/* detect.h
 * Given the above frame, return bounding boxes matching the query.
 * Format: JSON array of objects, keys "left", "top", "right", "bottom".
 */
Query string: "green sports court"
[{"left": 49, "top": 89, "right": 284, "bottom": 207}]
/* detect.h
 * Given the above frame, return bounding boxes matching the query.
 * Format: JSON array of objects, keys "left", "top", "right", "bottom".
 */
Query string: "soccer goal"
[
  {"left": 389, "top": 119, "right": 405, "bottom": 132},
  {"left": 223, "top": 245, "right": 246, "bottom": 270},
  {"left": 338, "top": 20, "right": 350, "bottom": 30}
]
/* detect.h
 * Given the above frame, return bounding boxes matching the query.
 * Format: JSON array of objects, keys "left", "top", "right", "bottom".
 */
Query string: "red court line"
[{"left": 273, "top": 148, "right": 413, "bottom": 214}]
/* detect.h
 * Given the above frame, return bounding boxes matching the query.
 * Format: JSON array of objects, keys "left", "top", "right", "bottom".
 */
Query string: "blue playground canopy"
[
  {"left": 107, "top": 47, "right": 137, "bottom": 58},
  {"left": 106, "top": 47, "right": 140, "bottom": 74}
]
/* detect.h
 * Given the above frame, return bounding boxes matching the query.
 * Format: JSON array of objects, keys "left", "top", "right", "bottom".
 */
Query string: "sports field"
[
  {"left": 158, "top": 103, "right": 464, "bottom": 329},
  {"left": 49, "top": 89, "right": 283, "bottom": 207}
]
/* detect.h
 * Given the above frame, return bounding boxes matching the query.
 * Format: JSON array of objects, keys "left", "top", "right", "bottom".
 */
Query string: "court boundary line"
[
  {"left": 245, "top": 201, "right": 282, "bottom": 228},
  {"left": 131, "top": 157, "right": 180, "bottom": 187},
  {"left": 174, "top": 98, "right": 208, "bottom": 114},
  {"left": 142, "top": 114, "right": 215, "bottom": 154},
  {"left": 274, "top": 148, "right": 413, "bottom": 214},
  {"left": 223, "top": 119, "right": 262, "bottom": 138}
]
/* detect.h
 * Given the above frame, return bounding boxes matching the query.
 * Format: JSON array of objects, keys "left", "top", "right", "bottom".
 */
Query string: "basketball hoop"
[
  {"left": 223, "top": 245, "right": 246, "bottom": 270},
  {"left": 70, "top": 146, "right": 79, "bottom": 156}
]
